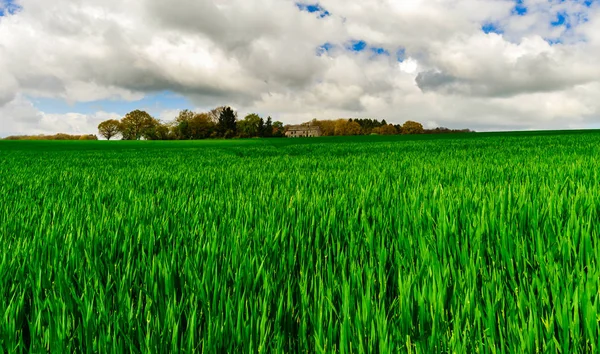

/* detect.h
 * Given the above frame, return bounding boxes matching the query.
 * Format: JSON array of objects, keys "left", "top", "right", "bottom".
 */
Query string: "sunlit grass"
[{"left": 1, "top": 132, "right": 599, "bottom": 352}]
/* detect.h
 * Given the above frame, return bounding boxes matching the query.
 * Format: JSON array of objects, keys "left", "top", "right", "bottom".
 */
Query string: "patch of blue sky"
[
  {"left": 348, "top": 40, "right": 367, "bottom": 52},
  {"left": 482, "top": 23, "right": 503, "bottom": 34},
  {"left": 551, "top": 12, "right": 570, "bottom": 28},
  {"left": 370, "top": 47, "right": 389, "bottom": 56},
  {"left": 30, "top": 91, "right": 193, "bottom": 117},
  {"left": 317, "top": 41, "right": 390, "bottom": 57},
  {"left": 296, "top": 3, "right": 330, "bottom": 18},
  {"left": 317, "top": 42, "right": 334, "bottom": 56},
  {"left": 512, "top": 0, "right": 527, "bottom": 15},
  {"left": 0, "top": 0, "right": 21, "bottom": 16},
  {"left": 545, "top": 38, "right": 563, "bottom": 45}
]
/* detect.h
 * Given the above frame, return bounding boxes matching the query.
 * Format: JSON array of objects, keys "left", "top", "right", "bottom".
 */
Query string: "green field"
[{"left": 1, "top": 131, "right": 599, "bottom": 352}]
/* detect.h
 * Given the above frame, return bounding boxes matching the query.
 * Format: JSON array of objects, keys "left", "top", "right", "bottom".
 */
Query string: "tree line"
[
  {"left": 97, "top": 107, "right": 286, "bottom": 141},
  {"left": 95, "top": 106, "right": 473, "bottom": 140},
  {"left": 308, "top": 119, "right": 473, "bottom": 136},
  {"left": 0, "top": 109, "right": 472, "bottom": 141},
  {"left": 3, "top": 134, "right": 98, "bottom": 141}
]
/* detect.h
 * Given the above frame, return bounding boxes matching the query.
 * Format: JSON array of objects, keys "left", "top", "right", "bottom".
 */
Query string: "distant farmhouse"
[{"left": 285, "top": 125, "right": 322, "bottom": 138}]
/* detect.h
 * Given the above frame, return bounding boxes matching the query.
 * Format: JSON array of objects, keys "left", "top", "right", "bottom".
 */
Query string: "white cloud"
[
  {"left": 37, "top": 111, "right": 120, "bottom": 136},
  {"left": 0, "top": 95, "right": 120, "bottom": 137},
  {"left": 157, "top": 109, "right": 181, "bottom": 122},
  {"left": 0, "top": 0, "right": 599, "bottom": 135},
  {"left": 399, "top": 58, "right": 419, "bottom": 75}
]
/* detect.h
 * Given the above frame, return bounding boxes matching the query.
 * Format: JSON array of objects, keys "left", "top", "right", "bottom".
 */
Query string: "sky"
[{"left": 1, "top": 0, "right": 600, "bottom": 136}]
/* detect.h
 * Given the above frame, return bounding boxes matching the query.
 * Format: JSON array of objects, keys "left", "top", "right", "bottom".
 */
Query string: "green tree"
[
  {"left": 238, "top": 113, "right": 262, "bottom": 138},
  {"left": 353, "top": 118, "right": 385, "bottom": 134},
  {"left": 189, "top": 113, "right": 215, "bottom": 139},
  {"left": 258, "top": 118, "right": 265, "bottom": 137},
  {"left": 236, "top": 120, "right": 251, "bottom": 138},
  {"left": 272, "top": 121, "right": 285, "bottom": 137},
  {"left": 218, "top": 107, "right": 237, "bottom": 137},
  {"left": 120, "top": 110, "right": 155, "bottom": 140},
  {"left": 97, "top": 119, "right": 121, "bottom": 140},
  {"left": 264, "top": 116, "right": 273, "bottom": 137},
  {"left": 142, "top": 118, "right": 170, "bottom": 140},
  {"left": 209, "top": 106, "right": 227, "bottom": 124},
  {"left": 173, "top": 109, "right": 195, "bottom": 140},
  {"left": 173, "top": 110, "right": 215, "bottom": 139}
]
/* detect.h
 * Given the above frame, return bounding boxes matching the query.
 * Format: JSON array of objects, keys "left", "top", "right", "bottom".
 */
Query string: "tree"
[
  {"left": 78, "top": 134, "right": 98, "bottom": 140},
  {"left": 264, "top": 116, "right": 273, "bottom": 137},
  {"left": 333, "top": 119, "right": 362, "bottom": 136},
  {"left": 142, "top": 118, "right": 171, "bottom": 140},
  {"left": 189, "top": 113, "right": 215, "bottom": 139},
  {"left": 272, "top": 121, "right": 285, "bottom": 137},
  {"left": 238, "top": 113, "right": 262, "bottom": 138},
  {"left": 209, "top": 106, "right": 227, "bottom": 124},
  {"left": 174, "top": 110, "right": 215, "bottom": 139},
  {"left": 154, "top": 123, "right": 172, "bottom": 140},
  {"left": 401, "top": 120, "right": 424, "bottom": 135},
  {"left": 120, "top": 110, "right": 155, "bottom": 140},
  {"left": 353, "top": 118, "right": 384, "bottom": 134},
  {"left": 346, "top": 121, "right": 362, "bottom": 135},
  {"left": 218, "top": 107, "right": 237, "bottom": 137},
  {"left": 379, "top": 124, "right": 398, "bottom": 135},
  {"left": 173, "top": 109, "right": 195, "bottom": 139},
  {"left": 334, "top": 119, "right": 349, "bottom": 136},
  {"left": 258, "top": 118, "right": 265, "bottom": 137},
  {"left": 311, "top": 119, "right": 336, "bottom": 136},
  {"left": 97, "top": 119, "right": 121, "bottom": 140}
]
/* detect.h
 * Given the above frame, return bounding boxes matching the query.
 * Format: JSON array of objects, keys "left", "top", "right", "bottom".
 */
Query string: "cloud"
[
  {"left": 0, "top": 95, "right": 42, "bottom": 128},
  {"left": 0, "top": 72, "right": 18, "bottom": 105},
  {"left": 415, "top": 71, "right": 461, "bottom": 94},
  {"left": 414, "top": 33, "right": 600, "bottom": 97},
  {"left": 0, "top": 0, "right": 599, "bottom": 133},
  {"left": 0, "top": 95, "right": 120, "bottom": 136}
]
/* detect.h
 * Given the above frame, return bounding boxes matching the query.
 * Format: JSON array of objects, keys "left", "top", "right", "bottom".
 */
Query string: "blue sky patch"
[
  {"left": 512, "top": 0, "right": 527, "bottom": 15},
  {"left": 317, "top": 42, "right": 334, "bottom": 56},
  {"left": 348, "top": 40, "right": 367, "bottom": 52},
  {"left": 31, "top": 91, "right": 193, "bottom": 117},
  {"left": 0, "top": 0, "right": 21, "bottom": 16},
  {"left": 551, "top": 12, "right": 570, "bottom": 28},
  {"left": 296, "top": 3, "right": 330, "bottom": 18},
  {"left": 370, "top": 47, "right": 389, "bottom": 56},
  {"left": 482, "top": 23, "right": 503, "bottom": 34}
]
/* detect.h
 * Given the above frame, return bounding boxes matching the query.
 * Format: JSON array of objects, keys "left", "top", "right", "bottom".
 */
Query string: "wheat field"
[{"left": 1, "top": 132, "right": 599, "bottom": 352}]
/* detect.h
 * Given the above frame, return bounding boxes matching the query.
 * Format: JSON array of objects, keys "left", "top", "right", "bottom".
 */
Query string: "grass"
[{"left": 1, "top": 131, "right": 599, "bottom": 352}]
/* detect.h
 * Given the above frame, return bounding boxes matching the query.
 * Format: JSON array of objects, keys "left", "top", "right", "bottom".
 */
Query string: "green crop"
[{"left": 0, "top": 131, "right": 599, "bottom": 352}]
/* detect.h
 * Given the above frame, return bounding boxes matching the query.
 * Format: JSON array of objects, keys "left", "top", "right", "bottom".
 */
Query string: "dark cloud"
[{"left": 415, "top": 71, "right": 461, "bottom": 93}]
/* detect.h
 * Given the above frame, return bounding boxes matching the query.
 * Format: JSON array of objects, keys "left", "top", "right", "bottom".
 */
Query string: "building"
[{"left": 285, "top": 125, "right": 322, "bottom": 138}]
